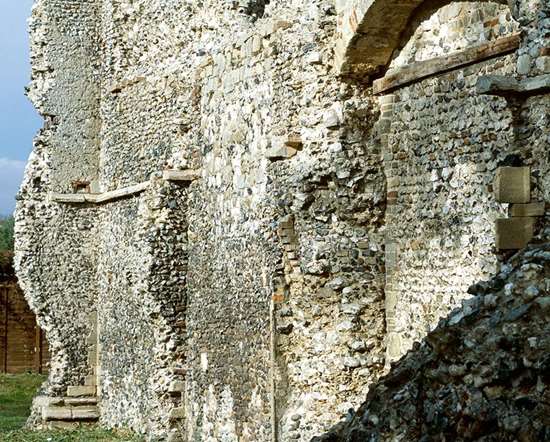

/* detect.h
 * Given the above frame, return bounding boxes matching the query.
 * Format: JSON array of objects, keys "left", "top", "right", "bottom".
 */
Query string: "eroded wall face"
[
  {"left": 28, "top": 0, "right": 102, "bottom": 190},
  {"left": 17, "top": 0, "right": 549, "bottom": 440},
  {"left": 92, "top": 0, "right": 388, "bottom": 439},
  {"left": 95, "top": 178, "right": 189, "bottom": 437},
  {"left": 15, "top": 0, "right": 101, "bottom": 406},
  {"left": 186, "top": 1, "right": 388, "bottom": 438},
  {"left": 96, "top": 199, "right": 158, "bottom": 431}
]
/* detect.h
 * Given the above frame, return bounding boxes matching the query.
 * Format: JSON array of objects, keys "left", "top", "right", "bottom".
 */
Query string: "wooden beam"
[
  {"left": 49, "top": 194, "right": 98, "bottom": 204},
  {"left": 34, "top": 326, "right": 42, "bottom": 374},
  {"left": 50, "top": 181, "right": 149, "bottom": 205},
  {"left": 476, "top": 73, "right": 550, "bottom": 96},
  {"left": 109, "top": 75, "right": 146, "bottom": 94},
  {"left": 94, "top": 181, "right": 149, "bottom": 203},
  {"left": 373, "top": 33, "right": 521, "bottom": 94},
  {"left": 51, "top": 170, "right": 201, "bottom": 205}
]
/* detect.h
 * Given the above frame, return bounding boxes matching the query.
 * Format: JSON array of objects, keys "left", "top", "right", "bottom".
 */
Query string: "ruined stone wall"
[
  {"left": 92, "top": 0, "right": 388, "bottom": 439},
  {"left": 96, "top": 177, "right": 189, "bottom": 438},
  {"left": 380, "top": 1, "right": 549, "bottom": 363},
  {"left": 383, "top": 55, "right": 513, "bottom": 361},
  {"left": 390, "top": 2, "right": 519, "bottom": 67},
  {"left": 15, "top": 0, "right": 101, "bottom": 401},
  {"left": 15, "top": 0, "right": 549, "bottom": 440}
]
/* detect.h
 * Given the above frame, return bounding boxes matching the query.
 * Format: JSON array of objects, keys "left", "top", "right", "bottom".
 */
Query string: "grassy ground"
[
  {"left": 0, "top": 373, "right": 44, "bottom": 433},
  {"left": 0, "top": 374, "right": 143, "bottom": 441}
]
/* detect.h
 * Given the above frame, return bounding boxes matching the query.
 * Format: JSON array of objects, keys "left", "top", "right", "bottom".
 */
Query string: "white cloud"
[{"left": 0, "top": 157, "right": 27, "bottom": 215}]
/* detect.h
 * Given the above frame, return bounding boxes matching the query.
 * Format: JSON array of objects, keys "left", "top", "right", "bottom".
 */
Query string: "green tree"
[{"left": 0, "top": 215, "right": 15, "bottom": 251}]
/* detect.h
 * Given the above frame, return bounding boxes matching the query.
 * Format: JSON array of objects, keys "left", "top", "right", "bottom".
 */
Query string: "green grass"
[
  {"left": 0, "top": 373, "right": 45, "bottom": 432},
  {"left": 0, "top": 374, "right": 143, "bottom": 441},
  {"left": 0, "top": 428, "right": 144, "bottom": 442}
]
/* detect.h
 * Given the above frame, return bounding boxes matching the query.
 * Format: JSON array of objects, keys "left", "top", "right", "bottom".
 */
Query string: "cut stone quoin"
[
  {"left": 67, "top": 385, "right": 96, "bottom": 397},
  {"left": 495, "top": 217, "right": 535, "bottom": 250},
  {"left": 494, "top": 166, "right": 531, "bottom": 203}
]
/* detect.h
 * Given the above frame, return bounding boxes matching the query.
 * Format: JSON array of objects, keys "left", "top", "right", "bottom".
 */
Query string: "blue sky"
[{"left": 0, "top": 0, "right": 42, "bottom": 216}]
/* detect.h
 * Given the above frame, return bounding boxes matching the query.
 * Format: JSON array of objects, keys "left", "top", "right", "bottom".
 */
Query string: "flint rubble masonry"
[{"left": 14, "top": 0, "right": 549, "bottom": 440}]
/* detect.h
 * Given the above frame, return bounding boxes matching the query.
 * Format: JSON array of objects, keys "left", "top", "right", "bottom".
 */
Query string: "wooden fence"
[{"left": 0, "top": 283, "right": 50, "bottom": 374}]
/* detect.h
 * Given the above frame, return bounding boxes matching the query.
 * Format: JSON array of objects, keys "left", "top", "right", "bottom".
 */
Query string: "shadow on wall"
[{"left": 312, "top": 243, "right": 550, "bottom": 441}]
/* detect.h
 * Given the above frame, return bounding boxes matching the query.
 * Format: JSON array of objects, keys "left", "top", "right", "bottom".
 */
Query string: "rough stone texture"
[
  {"left": 14, "top": 0, "right": 549, "bottom": 441},
  {"left": 312, "top": 243, "right": 550, "bottom": 442},
  {"left": 335, "top": 0, "right": 515, "bottom": 76}
]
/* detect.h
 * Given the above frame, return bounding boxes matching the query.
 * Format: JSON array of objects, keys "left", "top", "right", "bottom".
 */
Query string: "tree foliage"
[{"left": 0, "top": 215, "right": 14, "bottom": 252}]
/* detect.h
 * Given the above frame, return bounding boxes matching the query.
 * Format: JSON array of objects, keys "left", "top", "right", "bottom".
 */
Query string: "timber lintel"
[{"left": 373, "top": 33, "right": 521, "bottom": 95}]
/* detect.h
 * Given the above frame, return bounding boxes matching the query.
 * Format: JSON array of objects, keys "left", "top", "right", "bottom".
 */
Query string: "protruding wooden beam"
[
  {"left": 50, "top": 170, "right": 202, "bottom": 205},
  {"left": 476, "top": 74, "right": 550, "bottom": 96},
  {"left": 373, "top": 33, "right": 521, "bottom": 94},
  {"left": 93, "top": 182, "right": 149, "bottom": 203},
  {"left": 510, "top": 202, "right": 545, "bottom": 217},
  {"left": 50, "top": 181, "right": 149, "bottom": 204},
  {"left": 49, "top": 193, "right": 98, "bottom": 203},
  {"left": 494, "top": 166, "right": 530, "bottom": 204},
  {"left": 495, "top": 217, "right": 534, "bottom": 250}
]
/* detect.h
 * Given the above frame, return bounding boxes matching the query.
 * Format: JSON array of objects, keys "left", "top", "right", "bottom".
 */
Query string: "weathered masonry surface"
[{"left": 15, "top": 0, "right": 549, "bottom": 441}]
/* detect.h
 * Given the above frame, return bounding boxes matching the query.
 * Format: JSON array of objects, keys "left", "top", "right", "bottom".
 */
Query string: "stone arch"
[{"left": 335, "top": 0, "right": 515, "bottom": 77}]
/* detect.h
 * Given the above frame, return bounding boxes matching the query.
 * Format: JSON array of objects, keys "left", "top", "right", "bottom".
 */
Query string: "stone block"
[
  {"left": 386, "top": 333, "right": 402, "bottom": 361},
  {"left": 64, "top": 397, "right": 97, "bottom": 406},
  {"left": 88, "top": 350, "right": 97, "bottom": 365},
  {"left": 168, "top": 381, "right": 185, "bottom": 393},
  {"left": 510, "top": 202, "right": 545, "bottom": 217},
  {"left": 494, "top": 167, "right": 530, "bottom": 203},
  {"left": 67, "top": 385, "right": 96, "bottom": 397},
  {"left": 284, "top": 136, "right": 303, "bottom": 149},
  {"left": 86, "top": 332, "right": 96, "bottom": 345},
  {"left": 163, "top": 169, "right": 200, "bottom": 182},
  {"left": 306, "top": 51, "right": 322, "bottom": 65},
  {"left": 535, "top": 56, "right": 550, "bottom": 74},
  {"left": 169, "top": 407, "right": 185, "bottom": 420},
  {"left": 495, "top": 218, "right": 534, "bottom": 250},
  {"left": 265, "top": 145, "right": 297, "bottom": 161},
  {"left": 35, "top": 395, "right": 63, "bottom": 408},
  {"left": 47, "top": 421, "right": 80, "bottom": 430},
  {"left": 88, "top": 311, "right": 97, "bottom": 323},
  {"left": 43, "top": 406, "right": 72, "bottom": 421},
  {"left": 71, "top": 406, "right": 99, "bottom": 420}
]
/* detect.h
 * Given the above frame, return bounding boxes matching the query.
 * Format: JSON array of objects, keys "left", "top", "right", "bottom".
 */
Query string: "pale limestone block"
[
  {"left": 72, "top": 406, "right": 100, "bottom": 420},
  {"left": 169, "top": 407, "right": 185, "bottom": 420},
  {"left": 43, "top": 406, "right": 72, "bottom": 421},
  {"left": 67, "top": 385, "right": 96, "bottom": 397}
]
